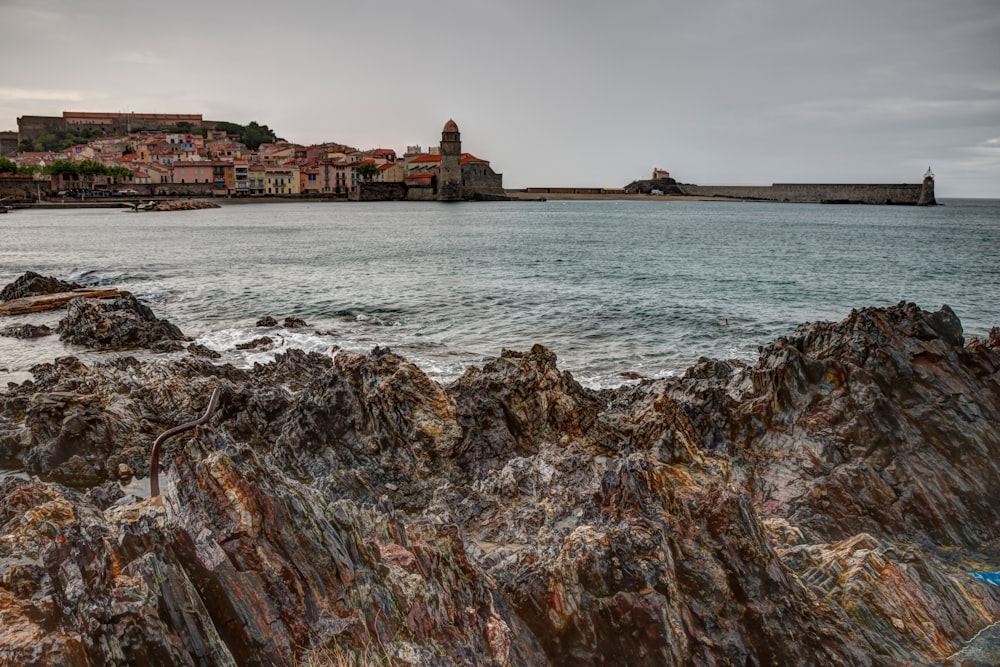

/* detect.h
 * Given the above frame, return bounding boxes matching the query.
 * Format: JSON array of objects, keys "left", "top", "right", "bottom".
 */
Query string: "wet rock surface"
[
  {"left": 0, "top": 271, "right": 82, "bottom": 302},
  {"left": 0, "top": 323, "right": 52, "bottom": 339},
  {"left": 57, "top": 292, "right": 189, "bottom": 350},
  {"left": 0, "top": 302, "right": 998, "bottom": 665}
]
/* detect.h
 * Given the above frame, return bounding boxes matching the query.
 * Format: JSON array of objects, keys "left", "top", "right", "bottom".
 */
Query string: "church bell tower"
[{"left": 438, "top": 119, "right": 462, "bottom": 201}]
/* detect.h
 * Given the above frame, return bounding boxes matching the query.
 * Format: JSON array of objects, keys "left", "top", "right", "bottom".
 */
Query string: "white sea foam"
[{"left": 196, "top": 327, "right": 340, "bottom": 368}]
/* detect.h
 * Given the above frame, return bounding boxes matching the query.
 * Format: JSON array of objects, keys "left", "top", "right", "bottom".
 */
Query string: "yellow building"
[{"left": 264, "top": 165, "right": 300, "bottom": 195}]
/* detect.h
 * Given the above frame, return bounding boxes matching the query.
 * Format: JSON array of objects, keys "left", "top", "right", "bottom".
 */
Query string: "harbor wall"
[
  {"left": 351, "top": 182, "right": 407, "bottom": 201},
  {"left": 0, "top": 175, "right": 36, "bottom": 199},
  {"left": 678, "top": 182, "right": 931, "bottom": 205}
]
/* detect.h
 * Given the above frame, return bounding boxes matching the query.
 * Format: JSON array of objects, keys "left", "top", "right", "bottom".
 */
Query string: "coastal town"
[
  {"left": 1, "top": 110, "right": 936, "bottom": 207},
  {"left": 0, "top": 111, "right": 508, "bottom": 202}
]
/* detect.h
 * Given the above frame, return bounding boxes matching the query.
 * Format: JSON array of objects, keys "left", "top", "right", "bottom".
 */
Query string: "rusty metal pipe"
[{"left": 149, "top": 387, "right": 221, "bottom": 497}]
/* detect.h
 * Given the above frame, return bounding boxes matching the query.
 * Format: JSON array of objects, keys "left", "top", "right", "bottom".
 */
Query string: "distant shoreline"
[{"left": 12, "top": 193, "right": 736, "bottom": 209}]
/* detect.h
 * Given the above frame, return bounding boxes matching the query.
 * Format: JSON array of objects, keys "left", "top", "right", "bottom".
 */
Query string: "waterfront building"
[{"left": 264, "top": 165, "right": 300, "bottom": 195}]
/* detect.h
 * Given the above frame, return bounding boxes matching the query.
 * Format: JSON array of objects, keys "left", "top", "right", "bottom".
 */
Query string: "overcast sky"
[{"left": 1, "top": 0, "right": 998, "bottom": 197}]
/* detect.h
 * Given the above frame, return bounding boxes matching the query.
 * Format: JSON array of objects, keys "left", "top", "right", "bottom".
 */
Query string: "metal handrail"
[{"left": 149, "top": 387, "right": 221, "bottom": 497}]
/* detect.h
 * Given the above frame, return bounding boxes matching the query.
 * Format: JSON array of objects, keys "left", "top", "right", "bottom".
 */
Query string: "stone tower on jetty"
[{"left": 438, "top": 119, "right": 462, "bottom": 201}]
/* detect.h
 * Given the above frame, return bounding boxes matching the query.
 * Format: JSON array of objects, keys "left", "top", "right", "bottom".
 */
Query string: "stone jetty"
[{"left": 0, "top": 273, "right": 997, "bottom": 665}]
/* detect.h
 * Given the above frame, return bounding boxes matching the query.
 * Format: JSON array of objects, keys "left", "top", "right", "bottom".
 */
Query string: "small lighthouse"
[{"left": 917, "top": 166, "right": 936, "bottom": 206}]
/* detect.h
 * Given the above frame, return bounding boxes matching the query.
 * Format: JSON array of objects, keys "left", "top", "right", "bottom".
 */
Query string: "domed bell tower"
[{"left": 438, "top": 119, "right": 462, "bottom": 202}]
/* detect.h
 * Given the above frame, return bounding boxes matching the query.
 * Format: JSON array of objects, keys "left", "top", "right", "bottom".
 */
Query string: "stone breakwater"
[
  {"left": 148, "top": 199, "right": 221, "bottom": 212},
  {"left": 0, "top": 275, "right": 997, "bottom": 665},
  {"left": 679, "top": 180, "right": 936, "bottom": 205}
]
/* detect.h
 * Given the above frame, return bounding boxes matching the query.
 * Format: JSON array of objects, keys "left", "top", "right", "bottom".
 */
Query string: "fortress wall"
[
  {"left": 18, "top": 113, "right": 206, "bottom": 143},
  {"left": 407, "top": 186, "right": 437, "bottom": 201},
  {"left": 461, "top": 163, "right": 504, "bottom": 191},
  {"left": 679, "top": 183, "right": 924, "bottom": 205},
  {"left": 17, "top": 115, "right": 68, "bottom": 143},
  {"left": 0, "top": 131, "right": 18, "bottom": 156}
]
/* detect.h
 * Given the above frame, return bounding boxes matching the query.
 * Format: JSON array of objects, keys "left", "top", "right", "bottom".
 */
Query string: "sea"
[{"left": 1, "top": 198, "right": 998, "bottom": 389}]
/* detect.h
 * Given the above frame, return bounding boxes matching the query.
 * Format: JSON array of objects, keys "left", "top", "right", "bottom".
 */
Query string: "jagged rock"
[
  {"left": 0, "top": 271, "right": 81, "bottom": 301},
  {"left": 57, "top": 293, "right": 189, "bottom": 350},
  {"left": 236, "top": 336, "right": 273, "bottom": 351},
  {"left": 447, "top": 344, "right": 616, "bottom": 477},
  {"left": 187, "top": 342, "right": 222, "bottom": 359},
  {"left": 255, "top": 316, "right": 277, "bottom": 327},
  {"left": 746, "top": 302, "right": 1000, "bottom": 548},
  {"left": 0, "top": 323, "right": 52, "bottom": 338},
  {"left": 283, "top": 317, "right": 307, "bottom": 328},
  {"left": 0, "top": 303, "right": 998, "bottom": 665},
  {"left": 0, "top": 439, "right": 545, "bottom": 667}
]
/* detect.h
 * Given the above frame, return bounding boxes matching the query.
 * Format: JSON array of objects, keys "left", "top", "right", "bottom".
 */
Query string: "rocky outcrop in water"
[
  {"left": 622, "top": 177, "right": 683, "bottom": 195},
  {"left": 149, "top": 199, "right": 221, "bottom": 212},
  {"left": 57, "top": 293, "right": 189, "bottom": 351},
  {"left": 0, "top": 323, "right": 52, "bottom": 338},
  {"left": 0, "top": 271, "right": 82, "bottom": 302},
  {"left": 0, "top": 303, "right": 998, "bottom": 665}
]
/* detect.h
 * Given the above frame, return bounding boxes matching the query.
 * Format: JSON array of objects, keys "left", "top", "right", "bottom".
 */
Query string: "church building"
[{"left": 404, "top": 120, "right": 506, "bottom": 201}]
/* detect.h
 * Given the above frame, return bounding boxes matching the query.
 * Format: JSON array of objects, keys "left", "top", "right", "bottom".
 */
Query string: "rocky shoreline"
[{"left": 0, "top": 273, "right": 998, "bottom": 666}]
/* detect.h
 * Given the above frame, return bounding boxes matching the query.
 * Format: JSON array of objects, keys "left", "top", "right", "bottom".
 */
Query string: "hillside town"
[{"left": 0, "top": 112, "right": 506, "bottom": 202}]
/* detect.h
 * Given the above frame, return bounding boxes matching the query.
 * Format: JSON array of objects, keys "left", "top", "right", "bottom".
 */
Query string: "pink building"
[{"left": 172, "top": 162, "right": 214, "bottom": 185}]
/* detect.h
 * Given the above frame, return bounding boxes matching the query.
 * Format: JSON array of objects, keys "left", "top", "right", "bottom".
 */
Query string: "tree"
[
  {"left": 210, "top": 120, "right": 279, "bottom": 150},
  {"left": 42, "top": 159, "right": 80, "bottom": 176},
  {"left": 355, "top": 162, "right": 380, "bottom": 182},
  {"left": 242, "top": 121, "right": 277, "bottom": 150},
  {"left": 41, "top": 160, "right": 131, "bottom": 189},
  {"left": 43, "top": 159, "right": 80, "bottom": 190},
  {"left": 78, "top": 160, "right": 106, "bottom": 188},
  {"left": 106, "top": 165, "right": 134, "bottom": 182},
  {"left": 0, "top": 157, "right": 16, "bottom": 174}
]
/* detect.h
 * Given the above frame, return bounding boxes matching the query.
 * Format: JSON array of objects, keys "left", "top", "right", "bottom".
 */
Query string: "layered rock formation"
[
  {"left": 0, "top": 302, "right": 998, "bottom": 665},
  {"left": 57, "top": 292, "right": 189, "bottom": 351},
  {"left": 0, "top": 271, "right": 81, "bottom": 301}
]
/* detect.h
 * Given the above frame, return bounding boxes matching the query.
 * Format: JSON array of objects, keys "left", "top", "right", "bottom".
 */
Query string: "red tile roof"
[{"left": 461, "top": 153, "right": 489, "bottom": 165}]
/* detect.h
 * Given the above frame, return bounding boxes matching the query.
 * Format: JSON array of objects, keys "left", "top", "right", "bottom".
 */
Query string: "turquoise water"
[
  {"left": 1, "top": 199, "right": 998, "bottom": 387},
  {"left": 971, "top": 572, "right": 1000, "bottom": 586},
  {"left": 970, "top": 572, "right": 1000, "bottom": 586}
]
